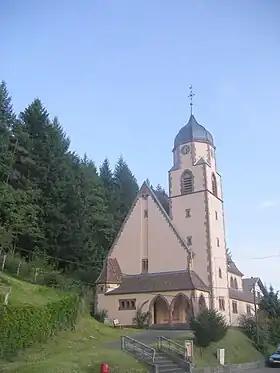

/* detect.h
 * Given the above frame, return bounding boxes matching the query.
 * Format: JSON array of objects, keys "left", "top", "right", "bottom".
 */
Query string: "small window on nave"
[
  {"left": 181, "top": 170, "right": 193, "bottom": 195},
  {"left": 219, "top": 268, "right": 222, "bottom": 278}
]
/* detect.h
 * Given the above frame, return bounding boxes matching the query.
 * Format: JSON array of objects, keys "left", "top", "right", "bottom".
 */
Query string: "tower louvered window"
[
  {"left": 212, "top": 173, "right": 217, "bottom": 197},
  {"left": 181, "top": 170, "right": 193, "bottom": 195}
]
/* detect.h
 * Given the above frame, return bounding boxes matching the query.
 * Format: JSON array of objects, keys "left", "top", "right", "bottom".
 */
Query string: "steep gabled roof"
[
  {"left": 105, "top": 269, "right": 209, "bottom": 295},
  {"left": 242, "top": 277, "right": 265, "bottom": 294},
  {"left": 107, "top": 181, "right": 190, "bottom": 257},
  {"left": 96, "top": 257, "right": 122, "bottom": 284},
  {"left": 227, "top": 254, "right": 244, "bottom": 276},
  {"left": 242, "top": 277, "right": 258, "bottom": 293}
]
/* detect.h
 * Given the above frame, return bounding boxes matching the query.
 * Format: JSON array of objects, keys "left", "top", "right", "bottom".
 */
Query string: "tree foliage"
[
  {"left": 239, "top": 286, "right": 280, "bottom": 353},
  {"left": 260, "top": 286, "right": 280, "bottom": 319},
  {"left": 0, "top": 81, "right": 157, "bottom": 284},
  {"left": 190, "top": 309, "right": 228, "bottom": 348},
  {"left": 153, "top": 184, "right": 169, "bottom": 215}
]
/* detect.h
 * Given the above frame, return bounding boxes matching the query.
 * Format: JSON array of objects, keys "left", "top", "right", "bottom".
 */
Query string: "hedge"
[{"left": 0, "top": 293, "right": 79, "bottom": 357}]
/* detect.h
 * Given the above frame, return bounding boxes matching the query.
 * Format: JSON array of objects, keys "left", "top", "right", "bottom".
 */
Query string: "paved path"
[
  {"left": 130, "top": 329, "right": 191, "bottom": 344},
  {"left": 107, "top": 329, "right": 190, "bottom": 349}
]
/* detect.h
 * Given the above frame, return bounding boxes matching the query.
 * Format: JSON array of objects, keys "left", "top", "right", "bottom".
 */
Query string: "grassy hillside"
[
  {"left": 0, "top": 273, "right": 62, "bottom": 305},
  {"left": 176, "top": 328, "right": 263, "bottom": 367},
  {"left": 0, "top": 273, "right": 145, "bottom": 373},
  {"left": 0, "top": 316, "right": 145, "bottom": 373}
]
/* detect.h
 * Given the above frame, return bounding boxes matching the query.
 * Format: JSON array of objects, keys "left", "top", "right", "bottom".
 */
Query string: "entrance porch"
[{"left": 149, "top": 293, "right": 203, "bottom": 328}]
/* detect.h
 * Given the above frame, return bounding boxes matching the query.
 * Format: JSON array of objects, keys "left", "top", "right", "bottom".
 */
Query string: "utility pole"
[{"left": 252, "top": 278, "right": 260, "bottom": 345}]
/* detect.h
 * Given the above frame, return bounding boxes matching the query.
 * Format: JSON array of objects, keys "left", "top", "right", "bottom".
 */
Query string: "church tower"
[{"left": 168, "top": 88, "right": 230, "bottom": 319}]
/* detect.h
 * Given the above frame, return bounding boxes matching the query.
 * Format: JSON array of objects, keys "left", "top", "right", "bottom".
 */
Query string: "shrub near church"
[{"left": 190, "top": 309, "right": 228, "bottom": 348}]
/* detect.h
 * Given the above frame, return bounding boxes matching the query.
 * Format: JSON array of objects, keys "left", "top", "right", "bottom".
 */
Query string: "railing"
[
  {"left": 121, "top": 336, "right": 157, "bottom": 363},
  {"left": 157, "top": 336, "right": 194, "bottom": 373},
  {"left": 157, "top": 336, "right": 187, "bottom": 360}
]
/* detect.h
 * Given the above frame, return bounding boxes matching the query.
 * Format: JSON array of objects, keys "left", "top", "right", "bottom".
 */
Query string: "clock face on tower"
[{"left": 181, "top": 145, "right": 190, "bottom": 155}]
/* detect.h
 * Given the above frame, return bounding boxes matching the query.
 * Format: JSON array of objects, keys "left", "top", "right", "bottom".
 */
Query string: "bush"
[
  {"left": 0, "top": 251, "right": 87, "bottom": 294},
  {"left": 239, "top": 314, "right": 257, "bottom": 340},
  {"left": 190, "top": 309, "right": 228, "bottom": 347},
  {"left": 93, "top": 308, "right": 108, "bottom": 323},
  {"left": 268, "top": 317, "right": 280, "bottom": 345},
  {"left": 239, "top": 314, "right": 271, "bottom": 354},
  {"left": 2, "top": 252, "right": 31, "bottom": 279},
  {"left": 0, "top": 293, "right": 80, "bottom": 357},
  {"left": 132, "top": 307, "right": 151, "bottom": 329}
]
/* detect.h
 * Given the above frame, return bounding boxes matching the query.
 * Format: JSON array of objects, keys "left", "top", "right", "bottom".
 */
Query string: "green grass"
[
  {"left": 0, "top": 273, "right": 145, "bottom": 373},
  {"left": 0, "top": 273, "right": 263, "bottom": 371},
  {"left": 0, "top": 273, "right": 62, "bottom": 306},
  {"left": 176, "top": 328, "right": 263, "bottom": 367},
  {"left": 0, "top": 316, "right": 145, "bottom": 373}
]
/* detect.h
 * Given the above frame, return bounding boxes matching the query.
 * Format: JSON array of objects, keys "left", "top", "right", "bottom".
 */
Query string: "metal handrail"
[
  {"left": 121, "top": 335, "right": 157, "bottom": 362},
  {"left": 157, "top": 336, "right": 187, "bottom": 360}
]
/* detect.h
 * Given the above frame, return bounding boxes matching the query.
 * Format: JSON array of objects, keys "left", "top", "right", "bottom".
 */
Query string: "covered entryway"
[
  {"left": 171, "top": 293, "right": 192, "bottom": 324},
  {"left": 150, "top": 295, "right": 170, "bottom": 325}
]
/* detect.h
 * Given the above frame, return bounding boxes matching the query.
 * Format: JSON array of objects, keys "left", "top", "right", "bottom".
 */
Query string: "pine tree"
[
  {"left": 0, "top": 81, "right": 15, "bottom": 182},
  {"left": 114, "top": 156, "right": 139, "bottom": 229},
  {"left": 0, "top": 81, "right": 147, "bottom": 285},
  {"left": 153, "top": 184, "right": 169, "bottom": 215},
  {"left": 0, "top": 83, "right": 41, "bottom": 251},
  {"left": 100, "top": 158, "right": 120, "bottom": 240},
  {"left": 18, "top": 100, "right": 71, "bottom": 256}
]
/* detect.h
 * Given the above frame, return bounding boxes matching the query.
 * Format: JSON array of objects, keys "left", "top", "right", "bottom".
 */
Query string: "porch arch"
[
  {"left": 149, "top": 295, "right": 170, "bottom": 325},
  {"left": 170, "top": 293, "right": 193, "bottom": 324}
]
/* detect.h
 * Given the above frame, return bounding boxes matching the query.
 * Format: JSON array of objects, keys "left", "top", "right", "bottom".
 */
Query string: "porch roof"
[{"left": 105, "top": 269, "right": 209, "bottom": 295}]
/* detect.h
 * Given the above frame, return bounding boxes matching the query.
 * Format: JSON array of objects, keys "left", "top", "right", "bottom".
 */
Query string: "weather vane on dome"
[{"left": 188, "top": 85, "right": 195, "bottom": 115}]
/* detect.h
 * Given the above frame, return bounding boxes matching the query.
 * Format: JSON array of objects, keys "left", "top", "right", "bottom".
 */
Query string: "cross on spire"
[{"left": 188, "top": 85, "right": 195, "bottom": 115}]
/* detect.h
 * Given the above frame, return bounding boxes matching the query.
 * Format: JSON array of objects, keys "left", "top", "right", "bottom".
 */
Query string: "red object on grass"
[{"left": 100, "top": 363, "right": 110, "bottom": 373}]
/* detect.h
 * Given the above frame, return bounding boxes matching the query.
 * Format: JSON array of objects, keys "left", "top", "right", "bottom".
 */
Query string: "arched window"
[
  {"left": 219, "top": 268, "right": 222, "bottom": 279},
  {"left": 230, "top": 276, "right": 234, "bottom": 288},
  {"left": 234, "top": 278, "right": 238, "bottom": 290},
  {"left": 212, "top": 173, "right": 217, "bottom": 197},
  {"left": 181, "top": 170, "right": 193, "bottom": 195}
]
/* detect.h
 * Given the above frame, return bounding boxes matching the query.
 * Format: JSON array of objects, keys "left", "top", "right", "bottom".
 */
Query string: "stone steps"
[
  {"left": 123, "top": 337, "right": 187, "bottom": 373},
  {"left": 152, "top": 352, "right": 186, "bottom": 373}
]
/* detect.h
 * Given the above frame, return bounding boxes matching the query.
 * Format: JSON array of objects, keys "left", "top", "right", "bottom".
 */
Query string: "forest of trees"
[{"left": 0, "top": 81, "right": 169, "bottom": 284}]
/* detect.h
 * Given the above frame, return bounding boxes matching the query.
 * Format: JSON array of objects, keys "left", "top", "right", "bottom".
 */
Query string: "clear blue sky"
[{"left": 1, "top": 0, "right": 280, "bottom": 289}]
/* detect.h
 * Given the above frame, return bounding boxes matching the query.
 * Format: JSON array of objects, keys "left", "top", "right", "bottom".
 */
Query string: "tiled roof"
[
  {"left": 105, "top": 270, "right": 209, "bottom": 295},
  {"left": 227, "top": 254, "right": 244, "bottom": 276},
  {"left": 229, "top": 288, "right": 260, "bottom": 304},
  {"left": 96, "top": 257, "right": 123, "bottom": 284},
  {"left": 242, "top": 278, "right": 258, "bottom": 293}
]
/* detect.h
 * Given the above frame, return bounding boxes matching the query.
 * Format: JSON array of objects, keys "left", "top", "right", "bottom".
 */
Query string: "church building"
[{"left": 95, "top": 99, "right": 264, "bottom": 327}]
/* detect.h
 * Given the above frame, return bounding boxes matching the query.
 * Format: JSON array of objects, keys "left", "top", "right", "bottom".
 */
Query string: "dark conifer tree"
[
  {"left": 153, "top": 184, "right": 170, "bottom": 215},
  {"left": 113, "top": 156, "right": 139, "bottom": 230}
]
